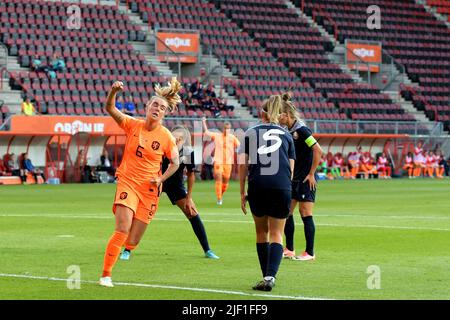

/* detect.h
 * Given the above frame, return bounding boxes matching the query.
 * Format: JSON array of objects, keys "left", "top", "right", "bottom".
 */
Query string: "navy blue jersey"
[
  {"left": 289, "top": 120, "right": 317, "bottom": 181},
  {"left": 239, "top": 123, "right": 296, "bottom": 191},
  {"left": 162, "top": 147, "right": 195, "bottom": 186}
]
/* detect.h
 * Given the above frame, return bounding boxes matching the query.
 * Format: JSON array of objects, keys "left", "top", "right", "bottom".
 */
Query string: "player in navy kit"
[
  {"left": 239, "top": 95, "right": 296, "bottom": 291},
  {"left": 279, "top": 93, "right": 323, "bottom": 261},
  {"left": 120, "top": 125, "right": 219, "bottom": 260}
]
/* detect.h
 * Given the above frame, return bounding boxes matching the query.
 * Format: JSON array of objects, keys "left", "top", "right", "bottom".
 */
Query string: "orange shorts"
[
  {"left": 112, "top": 180, "right": 160, "bottom": 225},
  {"left": 214, "top": 164, "right": 232, "bottom": 180}
]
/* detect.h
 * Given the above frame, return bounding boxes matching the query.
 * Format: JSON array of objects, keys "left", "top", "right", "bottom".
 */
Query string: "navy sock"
[
  {"left": 266, "top": 243, "right": 283, "bottom": 278},
  {"left": 189, "top": 214, "right": 210, "bottom": 253},
  {"left": 284, "top": 215, "right": 295, "bottom": 251},
  {"left": 256, "top": 242, "right": 270, "bottom": 277},
  {"left": 302, "top": 216, "right": 315, "bottom": 256}
]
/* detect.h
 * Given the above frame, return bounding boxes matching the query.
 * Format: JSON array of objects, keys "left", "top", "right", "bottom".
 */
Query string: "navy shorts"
[
  {"left": 162, "top": 183, "right": 187, "bottom": 205},
  {"left": 292, "top": 179, "right": 316, "bottom": 203},
  {"left": 247, "top": 185, "right": 291, "bottom": 219}
]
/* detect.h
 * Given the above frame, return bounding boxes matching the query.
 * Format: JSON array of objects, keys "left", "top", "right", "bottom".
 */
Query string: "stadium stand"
[
  {"left": 128, "top": 0, "right": 331, "bottom": 119},
  {"left": 215, "top": 0, "right": 420, "bottom": 133},
  {"left": 297, "top": 0, "right": 450, "bottom": 131}
]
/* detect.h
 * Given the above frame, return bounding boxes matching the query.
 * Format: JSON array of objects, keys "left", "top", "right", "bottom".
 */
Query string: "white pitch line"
[
  {"left": 0, "top": 273, "right": 330, "bottom": 300},
  {"left": 0, "top": 214, "right": 449, "bottom": 232},
  {"left": 2, "top": 212, "right": 450, "bottom": 220}
]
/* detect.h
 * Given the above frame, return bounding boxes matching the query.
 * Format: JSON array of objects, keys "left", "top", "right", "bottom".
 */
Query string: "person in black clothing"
[
  {"left": 120, "top": 125, "right": 219, "bottom": 260},
  {"left": 239, "top": 95, "right": 296, "bottom": 291},
  {"left": 279, "top": 93, "right": 323, "bottom": 261}
]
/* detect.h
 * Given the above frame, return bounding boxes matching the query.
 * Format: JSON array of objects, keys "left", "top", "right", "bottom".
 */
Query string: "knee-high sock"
[
  {"left": 408, "top": 167, "right": 413, "bottom": 177},
  {"left": 284, "top": 215, "right": 295, "bottom": 252},
  {"left": 256, "top": 242, "right": 270, "bottom": 277},
  {"left": 302, "top": 216, "right": 315, "bottom": 256},
  {"left": 102, "top": 231, "right": 128, "bottom": 277},
  {"left": 221, "top": 183, "right": 229, "bottom": 195},
  {"left": 386, "top": 167, "right": 392, "bottom": 177},
  {"left": 215, "top": 180, "right": 223, "bottom": 200},
  {"left": 266, "top": 243, "right": 283, "bottom": 278},
  {"left": 413, "top": 167, "right": 421, "bottom": 177},
  {"left": 189, "top": 214, "right": 210, "bottom": 253}
]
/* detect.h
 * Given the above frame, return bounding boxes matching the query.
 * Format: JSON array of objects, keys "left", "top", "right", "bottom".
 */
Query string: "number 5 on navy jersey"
[{"left": 257, "top": 129, "right": 285, "bottom": 155}]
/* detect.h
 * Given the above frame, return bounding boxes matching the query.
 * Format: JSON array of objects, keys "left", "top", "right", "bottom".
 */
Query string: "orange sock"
[
  {"left": 438, "top": 167, "right": 444, "bottom": 178},
  {"left": 102, "top": 231, "right": 128, "bottom": 277},
  {"left": 408, "top": 168, "right": 413, "bottom": 177},
  {"left": 351, "top": 167, "right": 358, "bottom": 177},
  {"left": 428, "top": 168, "right": 434, "bottom": 177},
  {"left": 125, "top": 244, "right": 137, "bottom": 251},
  {"left": 215, "top": 180, "right": 223, "bottom": 200},
  {"left": 222, "top": 183, "right": 229, "bottom": 195},
  {"left": 413, "top": 167, "right": 421, "bottom": 177}
]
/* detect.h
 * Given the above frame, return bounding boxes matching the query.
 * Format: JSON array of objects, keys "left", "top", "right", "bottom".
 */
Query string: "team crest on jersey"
[
  {"left": 152, "top": 141, "right": 160, "bottom": 150},
  {"left": 120, "top": 192, "right": 128, "bottom": 200},
  {"left": 293, "top": 132, "right": 299, "bottom": 140}
]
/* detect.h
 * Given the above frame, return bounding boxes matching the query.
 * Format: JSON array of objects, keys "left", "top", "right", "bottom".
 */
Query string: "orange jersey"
[
  {"left": 209, "top": 132, "right": 240, "bottom": 165},
  {"left": 116, "top": 116, "right": 177, "bottom": 190}
]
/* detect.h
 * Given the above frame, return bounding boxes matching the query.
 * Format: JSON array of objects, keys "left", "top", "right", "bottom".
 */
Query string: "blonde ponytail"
[
  {"left": 262, "top": 95, "right": 282, "bottom": 124},
  {"left": 154, "top": 77, "right": 182, "bottom": 112},
  {"left": 280, "top": 91, "right": 301, "bottom": 122}
]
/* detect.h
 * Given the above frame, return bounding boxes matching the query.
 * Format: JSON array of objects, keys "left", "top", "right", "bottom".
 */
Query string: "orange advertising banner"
[
  {"left": 156, "top": 31, "right": 199, "bottom": 63},
  {"left": 10, "top": 115, "right": 125, "bottom": 135},
  {"left": 346, "top": 42, "right": 382, "bottom": 72}
]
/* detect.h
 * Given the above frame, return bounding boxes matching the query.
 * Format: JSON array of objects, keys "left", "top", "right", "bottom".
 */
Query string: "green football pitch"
[{"left": 0, "top": 179, "right": 449, "bottom": 300}]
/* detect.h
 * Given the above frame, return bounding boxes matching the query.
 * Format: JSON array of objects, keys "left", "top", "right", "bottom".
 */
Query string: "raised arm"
[
  {"left": 201, "top": 117, "right": 213, "bottom": 137},
  {"left": 105, "top": 81, "right": 126, "bottom": 125}
]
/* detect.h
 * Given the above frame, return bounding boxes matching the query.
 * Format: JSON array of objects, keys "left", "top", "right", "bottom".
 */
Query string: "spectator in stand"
[
  {"left": 32, "top": 53, "right": 65, "bottom": 79},
  {"left": 209, "top": 97, "right": 220, "bottom": 116},
  {"left": 8, "top": 153, "right": 26, "bottom": 184},
  {"left": 202, "top": 95, "right": 213, "bottom": 111},
  {"left": 425, "top": 151, "right": 436, "bottom": 178},
  {"left": 184, "top": 92, "right": 196, "bottom": 110},
  {"left": 403, "top": 152, "right": 414, "bottom": 178},
  {"left": 318, "top": 154, "right": 328, "bottom": 177},
  {"left": 123, "top": 96, "right": 136, "bottom": 116},
  {"left": 50, "top": 53, "right": 66, "bottom": 72},
  {"left": 115, "top": 95, "right": 124, "bottom": 111},
  {"left": 98, "top": 149, "right": 115, "bottom": 177},
  {"left": 21, "top": 97, "right": 36, "bottom": 116},
  {"left": 47, "top": 53, "right": 65, "bottom": 79},
  {"left": 377, "top": 152, "right": 391, "bottom": 179},
  {"left": 330, "top": 152, "right": 342, "bottom": 179},
  {"left": 217, "top": 96, "right": 234, "bottom": 112},
  {"left": 413, "top": 141, "right": 425, "bottom": 178},
  {"left": 205, "top": 81, "right": 216, "bottom": 98},
  {"left": 77, "top": 149, "right": 97, "bottom": 183},
  {"left": 0, "top": 157, "right": 8, "bottom": 176},
  {"left": 360, "top": 152, "right": 376, "bottom": 179},
  {"left": 22, "top": 153, "right": 46, "bottom": 184},
  {"left": 189, "top": 78, "right": 199, "bottom": 96},
  {"left": 348, "top": 152, "right": 360, "bottom": 179},
  {"left": 436, "top": 151, "right": 446, "bottom": 178}
]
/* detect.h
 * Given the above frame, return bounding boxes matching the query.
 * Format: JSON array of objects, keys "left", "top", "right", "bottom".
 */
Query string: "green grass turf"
[{"left": 0, "top": 179, "right": 449, "bottom": 300}]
